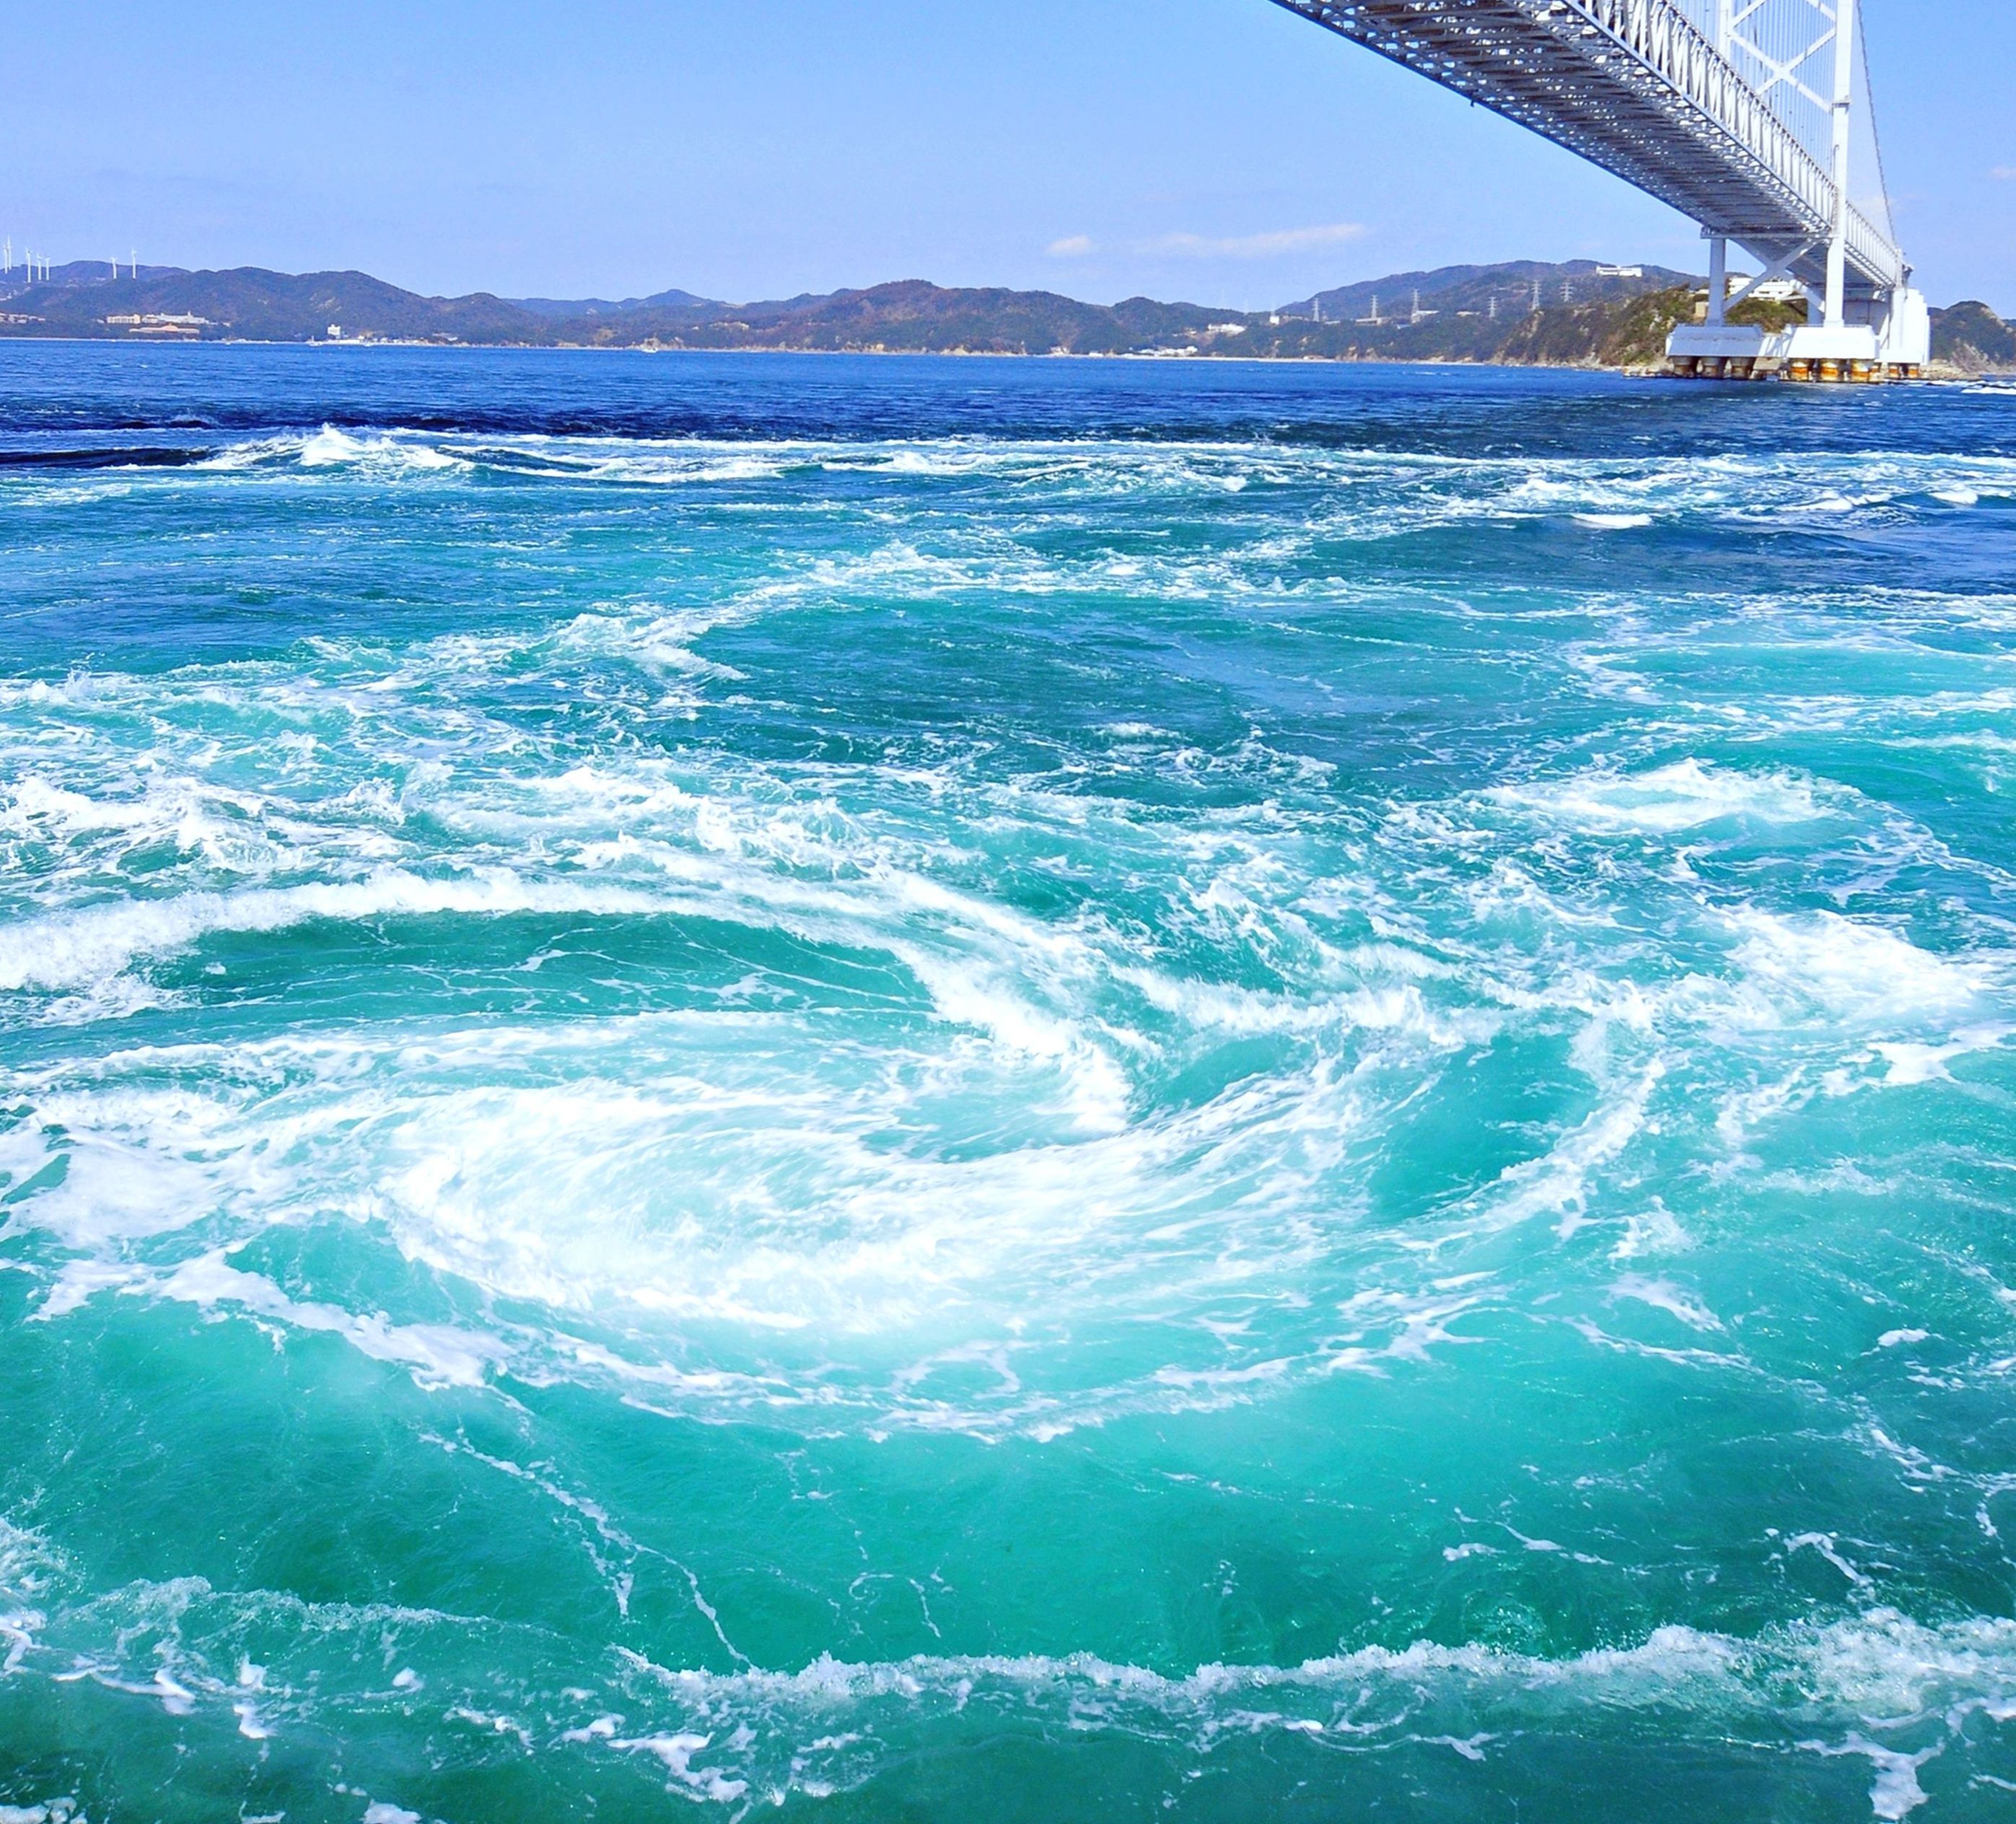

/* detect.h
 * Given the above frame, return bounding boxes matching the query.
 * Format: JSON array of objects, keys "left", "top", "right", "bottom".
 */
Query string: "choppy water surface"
[{"left": 4, "top": 345, "right": 2016, "bottom": 1821}]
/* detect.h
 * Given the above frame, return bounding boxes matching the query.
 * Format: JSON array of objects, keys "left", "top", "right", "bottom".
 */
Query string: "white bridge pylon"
[{"left": 1268, "top": 0, "right": 1928, "bottom": 377}]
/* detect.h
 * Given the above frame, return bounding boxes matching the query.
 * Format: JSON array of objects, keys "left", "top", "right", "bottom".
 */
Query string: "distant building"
[
  {"left": 103, "top": 312, "right": 210, "bottom": 338},
  {"left": 1595, "top": 264, "right": 1644, "bottom": 279}
]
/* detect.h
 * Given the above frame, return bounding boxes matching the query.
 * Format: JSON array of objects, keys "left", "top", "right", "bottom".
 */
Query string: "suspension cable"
[{"left": 1856, "top": 1, "right": 1898, "bottom": 247}]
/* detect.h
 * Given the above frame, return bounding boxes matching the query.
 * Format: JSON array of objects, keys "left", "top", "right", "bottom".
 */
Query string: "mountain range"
[{"left": 0, "top": 258, "right": 2007, "bottom": 371}]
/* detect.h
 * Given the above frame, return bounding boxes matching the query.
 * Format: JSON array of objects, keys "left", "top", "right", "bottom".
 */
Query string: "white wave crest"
[
  {"left": 0, "top": 869, "right": 672, "bottom": 993},
  {"left": 1490, "top": 758, "right": 1830, "bottom": 833}
]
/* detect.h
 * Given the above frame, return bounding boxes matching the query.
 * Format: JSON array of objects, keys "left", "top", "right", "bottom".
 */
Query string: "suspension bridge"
[{"left": 1266, "top": 0, "right": 1927, "bottom": 380}]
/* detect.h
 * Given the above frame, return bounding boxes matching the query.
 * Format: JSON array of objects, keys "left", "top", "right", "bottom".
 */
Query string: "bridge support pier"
[
  {"left": 1667, "top": 275, "right": 1929, "bottom": 384},
  {"left": 1666, "top": 307, "right": 1928, "bottom": 383},
  {"left": 1706, "top": 239, "right": 1727, "bottom": 328},
  {"left": 1823, "top": 0, "right": 1857, "bottom": 335}
]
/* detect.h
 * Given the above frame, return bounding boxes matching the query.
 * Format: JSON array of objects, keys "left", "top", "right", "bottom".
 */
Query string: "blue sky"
[{"left": 2, "top": 1, "right": 2010, "bottom": 310}]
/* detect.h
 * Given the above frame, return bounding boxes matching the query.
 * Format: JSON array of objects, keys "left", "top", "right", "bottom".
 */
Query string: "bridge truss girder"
[{"left": 1268, "top": 0, "right": 1906, "bottom": 300}]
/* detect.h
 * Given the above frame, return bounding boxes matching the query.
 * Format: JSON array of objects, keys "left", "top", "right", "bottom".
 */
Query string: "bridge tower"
[{"left": 1267, "top": 1, "right": 1929, "bottom": 380}]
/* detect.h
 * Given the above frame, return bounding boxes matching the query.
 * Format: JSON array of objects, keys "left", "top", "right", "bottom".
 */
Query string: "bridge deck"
[{"left": 1270, "top": 0, "right": 1905, "bottom": 298}]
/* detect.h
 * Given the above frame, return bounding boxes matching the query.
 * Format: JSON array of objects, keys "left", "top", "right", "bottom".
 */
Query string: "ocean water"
[{"left": 2, "top": 344, "right": 2015, "bottom": 1823}]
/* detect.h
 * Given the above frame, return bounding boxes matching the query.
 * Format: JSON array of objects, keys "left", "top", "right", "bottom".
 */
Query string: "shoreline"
[
  {"left": 0, "top": 333, "right": 1675, "bottom": 377},
  {"left": 0, "top": 335, "right": 1994, "bottom": 381}
]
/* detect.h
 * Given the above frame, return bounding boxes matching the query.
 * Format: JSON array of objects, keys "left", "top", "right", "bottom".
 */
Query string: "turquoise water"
[{"left": 3, "top": 345, "right": 2016, "bottom": 1821}]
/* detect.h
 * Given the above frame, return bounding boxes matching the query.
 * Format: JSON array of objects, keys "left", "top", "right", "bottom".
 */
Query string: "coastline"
[
  {"left": 0, "top": 333, "right": 1681, "bottom": 377},
  {"left": 7, "top": 265, "right": 2004, "bottom": 374},
  {"left": 0, "top": 333, "right": 1996, "bottom": 382}
]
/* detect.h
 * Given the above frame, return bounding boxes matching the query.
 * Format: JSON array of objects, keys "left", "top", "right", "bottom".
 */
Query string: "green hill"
[
  {"left": 1930, "top": 301, "right": 2016, "bottom": 372},
  {"left": 0, "top": 267, "right": 545, "bottom": 345}
]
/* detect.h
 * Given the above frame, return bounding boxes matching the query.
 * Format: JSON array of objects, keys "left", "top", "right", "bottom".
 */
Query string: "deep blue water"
[{"left": 3, "top": 343, "right": 2016, "bottom": 1822}]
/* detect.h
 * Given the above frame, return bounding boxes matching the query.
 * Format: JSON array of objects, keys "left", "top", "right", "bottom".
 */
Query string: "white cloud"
[
  {"left": 1048, "top": 222, "right": 1367, "bottom": 265},
  {"left": 1144, "top": 222, "right": 1366, "bottom": 260},
  {"left": 1992, "top": 165, "right": 2016, "bottom": 181}
]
